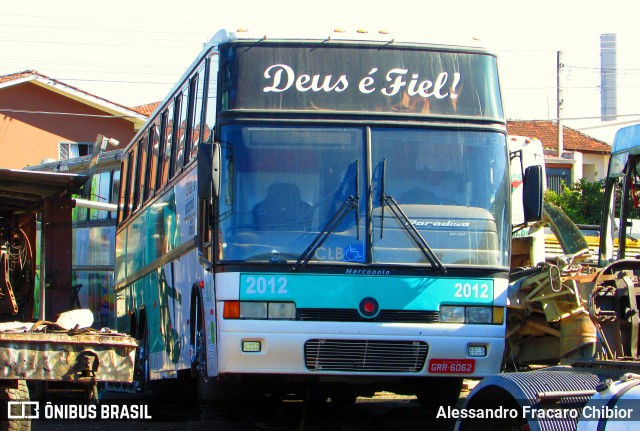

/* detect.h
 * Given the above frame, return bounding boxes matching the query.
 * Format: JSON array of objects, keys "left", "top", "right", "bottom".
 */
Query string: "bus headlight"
[
  {"left": 224, "top": 301, "right": 296, "bottom": 320},
  {"left": 439, "top": 306, "right": 465, "bottom": 323},
  {"left": 465, "top": 307, "right": 492, "bottom": 324},
  {"left": 440, "top": 305, "right": 497, "bottom": 324},
  {"left": 240, "top": 302, "right": 268, "bottom": 319},
  {"left": 268, "top": 302, "right": 296, "bottom": 319}
]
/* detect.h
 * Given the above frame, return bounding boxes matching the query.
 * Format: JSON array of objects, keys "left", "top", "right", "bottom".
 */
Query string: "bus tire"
[{"left": 1, "top": 380, "right": 31, "bottom": 431}]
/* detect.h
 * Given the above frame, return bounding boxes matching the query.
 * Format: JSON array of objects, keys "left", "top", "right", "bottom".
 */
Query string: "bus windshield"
[{"left": 217, "top": 124, "right": 509, "bottom": 268}]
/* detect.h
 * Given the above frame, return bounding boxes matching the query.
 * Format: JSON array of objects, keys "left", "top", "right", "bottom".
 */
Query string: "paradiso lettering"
[{"left": 263, "top": 64, "right": 461, "bottom": 100}]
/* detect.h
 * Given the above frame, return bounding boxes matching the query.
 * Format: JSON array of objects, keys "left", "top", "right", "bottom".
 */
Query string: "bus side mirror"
[
  {"left": 212, "top": 142, "right": 220, "bottom": 197},
  {"left": 523, "top": 165, "right": 543, "bottom": 222},
  {"left": 198, "top": 142, "right": 220, "bottom": 200}
]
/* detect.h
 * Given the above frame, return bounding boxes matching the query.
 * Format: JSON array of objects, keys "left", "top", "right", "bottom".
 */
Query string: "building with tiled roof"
[
  {"left": 507, "top": 120, "right": 612, "bottom": 192},
  {"left": 507, "top": 121, "right": 611, "bottom": 154},
  {"left": 132, "top": 102, "right": 161, "bottom": 117},
  {"left": 0, "top": 70, "right": 149, "bottom": 169}
]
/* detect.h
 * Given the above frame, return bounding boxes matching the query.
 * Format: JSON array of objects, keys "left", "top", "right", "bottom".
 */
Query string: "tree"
[
  {"left": 544, "top": 179, "right": 605, "bottom": 225},
  {"left": 544, "top": 178, "right": 640, "bottom": 226}
]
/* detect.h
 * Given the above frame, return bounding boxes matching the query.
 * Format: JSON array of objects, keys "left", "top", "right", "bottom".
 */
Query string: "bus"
[
  {"left": 508, "top": 135, "right": 546, "bottom": 268},
  {"left": 599, "top": 122, "right": 640, "bottom": 265},
  {"left": 114, "top": 28, "right": 542, "bottom": 406},
  {"left": 25, "top": 150, "right": 122, "bottom": 328}
]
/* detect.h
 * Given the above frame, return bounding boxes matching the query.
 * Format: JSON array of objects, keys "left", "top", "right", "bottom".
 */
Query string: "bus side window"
[
  {"left": 130, "top": 143, "right": 143, "bottom": 212},
  {"left": 125, "top": 147, "right": 138, "bottom": 219},
  {"left": 147, "top": 122, "right": 160, "bottom": 199},
  {"left": 118, "top": 154, "right": 130, "bottom": 223},
  {"left": 135, "top": 133, "right": 148, "bottom": 211},
  {"left": 160, "top": 104, "right": 174, "bottom": 187},
  {"left": 169, "top": 100, "right": 179, "bottom": 179},
  {"left": 112, "top": 169, "right": 121, "bottom": 220},
  {"left": 89, "top": 171, "right": 112, "bottom": 220},
  {"left": 174, "top": 85, "right": 189, "bottom": 174},
  {"left": 190, "top": 66, "right": 206, "bottom": 161},
  {"left": 202, "top": 54, "right": 218, "bottom": 144}
]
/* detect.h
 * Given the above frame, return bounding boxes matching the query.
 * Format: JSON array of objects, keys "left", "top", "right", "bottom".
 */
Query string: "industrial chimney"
[{"left": 600, "top": 33, "right": 617, "bottom": 121}]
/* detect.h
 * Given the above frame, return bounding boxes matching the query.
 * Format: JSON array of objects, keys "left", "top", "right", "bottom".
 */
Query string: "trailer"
[{"left": 0, "top": 168, "right": 136, "bottom": 430}]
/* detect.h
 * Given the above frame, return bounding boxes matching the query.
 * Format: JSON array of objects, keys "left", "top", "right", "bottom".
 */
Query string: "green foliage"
[
  {"left": 544, "top": 178, "right": 605, "bottom": 225},
  {"left": 545, "top": 177, "right": 640, "bottom": 226}
]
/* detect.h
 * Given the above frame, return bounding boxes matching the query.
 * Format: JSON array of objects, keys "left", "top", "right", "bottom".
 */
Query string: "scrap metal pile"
[{"left": 506, "top": 202, "right": 639, "bottom": 368}]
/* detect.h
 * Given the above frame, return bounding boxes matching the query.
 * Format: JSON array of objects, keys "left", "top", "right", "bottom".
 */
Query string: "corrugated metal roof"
[{"left": 0, "top": 169, "right": 87, "bottom": 215}]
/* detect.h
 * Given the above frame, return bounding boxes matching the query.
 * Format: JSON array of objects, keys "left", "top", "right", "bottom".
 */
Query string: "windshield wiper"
[
  {"left": 379, "top": 159, "right": 447, "bottom": 274},
  {"left": 292, "top": 161, "right": 360, "bottom": 272}
]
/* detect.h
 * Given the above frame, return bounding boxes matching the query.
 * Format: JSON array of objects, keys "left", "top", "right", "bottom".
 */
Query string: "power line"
[
  {"left": 0, "top": 108, "right": 142, "bottom": 119},
  {"left": 0, "top": 22, "right": 208, "bottom": 37},
  {"left": 0, "top": 12, "right": 206, "bottom": 27},
  {"left": 568, "top": 65, "right": 640, "bottom": 73},
  {"left": 0, "top": 37, "right": 193, "bottom": 49},
  {"left": 57, "top": 77, "right": 175, "bottom": 85}
]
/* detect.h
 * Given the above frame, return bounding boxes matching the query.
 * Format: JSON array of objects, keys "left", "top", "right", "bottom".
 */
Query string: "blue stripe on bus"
[{"left": 239, "top": 273, "right": 493, "bottom": 310}]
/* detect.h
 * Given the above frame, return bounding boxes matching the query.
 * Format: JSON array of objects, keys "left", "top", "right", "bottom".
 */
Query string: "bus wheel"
[
  {"left": 415, "top": 377, "right": 463, "bottom": 409},
  {"left": 1, "top": 380, "right": 31, "bottom": 431}
]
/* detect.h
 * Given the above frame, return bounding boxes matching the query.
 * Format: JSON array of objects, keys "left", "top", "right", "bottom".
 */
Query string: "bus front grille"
[
  {"left": 304, "top": 339, "right": 428, "bottom": 372},
  {"left": 297, "top": 309, "right": 439, "bottom": 323}
]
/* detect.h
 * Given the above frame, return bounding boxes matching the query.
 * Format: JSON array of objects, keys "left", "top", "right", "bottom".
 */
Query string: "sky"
[{"left": 2, "top": 0, "right": 640, "bottom": 143}]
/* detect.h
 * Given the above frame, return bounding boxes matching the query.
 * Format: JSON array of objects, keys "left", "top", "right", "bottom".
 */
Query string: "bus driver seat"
[{"left": 253, "top": 183, "right": 312, "bottom": 230}]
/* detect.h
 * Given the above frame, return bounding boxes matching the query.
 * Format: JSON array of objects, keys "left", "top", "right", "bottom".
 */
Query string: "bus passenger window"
[
  {"left": 135, "top": 134, "right": 148, "bottom": 210},
  {"left": 89, "top": 171, "right": 112, "bottom": 220},
  {"left": 190, "top": 68, "right": 206, "bottom": 160},
  {"left": 147, "top": 122, "right": 160, "bottom": 198},
  {"left": 174, "top": 87, "right": 189, "bottom": 175},
  {"left": 160, "top": 105, "right": 174, "bottom": 187},
  {"left": 111, "top": 169, "right": 121, "bottom": 220},
  {"left": 126, "top": 147, "right": 138, "bottom": 216},
  {"left": 117, "top": 155, "right": 129, "bottom": 223},
  {"left": 202, "top": 54, "right": 218, "bottom": 144}
]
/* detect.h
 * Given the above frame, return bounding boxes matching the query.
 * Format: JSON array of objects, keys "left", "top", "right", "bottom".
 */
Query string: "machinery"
[
  {"left": 456, "top": 124, "right": 640, "bottom": 431},
  {"left": 0, "top": 168, "right": 136, "bottom": 430}
]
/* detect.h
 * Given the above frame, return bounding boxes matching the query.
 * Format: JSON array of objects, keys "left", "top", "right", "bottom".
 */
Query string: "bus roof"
[
  {"left": 209, "top": 28, "right": 491, "bottom": 52},
  {"left": 612, "top": 123, "right": 640, "bottom": 156},
  {"left": 121, "top": 27, "right": 498, "bottom": 155}
]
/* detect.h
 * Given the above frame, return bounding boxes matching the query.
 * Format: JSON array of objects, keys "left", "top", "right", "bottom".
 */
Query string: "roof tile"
[
  {"left": 507, "top": 120, "right": 611, "bottom": 154},
  {"left": 131, "top": 102, "right": 160, "bottom": 117}
]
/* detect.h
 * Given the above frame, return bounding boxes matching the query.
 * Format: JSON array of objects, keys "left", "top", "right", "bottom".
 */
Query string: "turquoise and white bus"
[{"left": 114, "top": 29, "right": 542, "bottom": 405}]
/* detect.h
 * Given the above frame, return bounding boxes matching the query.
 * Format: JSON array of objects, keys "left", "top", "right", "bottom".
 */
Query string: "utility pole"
[{"left": 557, "top": 50, "right": 563, "bottom": 157}]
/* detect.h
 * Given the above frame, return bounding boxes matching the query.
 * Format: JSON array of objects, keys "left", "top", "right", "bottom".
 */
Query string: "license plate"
[{"left": 428, "top": 359, "right": 475, "bottom": 374}]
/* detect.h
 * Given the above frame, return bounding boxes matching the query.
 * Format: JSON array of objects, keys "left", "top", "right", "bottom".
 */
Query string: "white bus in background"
[{"left": 509, "top": 135, "right": 546, "bottom": 267}]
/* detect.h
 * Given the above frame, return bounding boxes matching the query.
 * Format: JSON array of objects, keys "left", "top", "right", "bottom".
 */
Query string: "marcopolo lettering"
[{"left": 345, "top": 269, "right": 391, "bottom": 275}]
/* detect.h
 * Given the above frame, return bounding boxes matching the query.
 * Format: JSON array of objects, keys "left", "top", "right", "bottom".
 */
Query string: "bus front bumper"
[{"left": 214, "top": 320, "right": 504, "bottom": 378}]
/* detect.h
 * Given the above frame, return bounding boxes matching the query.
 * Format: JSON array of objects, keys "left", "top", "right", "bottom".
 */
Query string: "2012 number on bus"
[
  {"left": 454, "top": 283, "right": 489, "bottom": 299},
  {"left": 245, "top": 276, "right": 288, "bottom": 295}
]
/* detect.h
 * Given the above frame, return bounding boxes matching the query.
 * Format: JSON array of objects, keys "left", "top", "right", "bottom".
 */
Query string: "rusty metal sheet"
[{"left": 0, "top": 331, "right": 137, "bottom": 382}]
